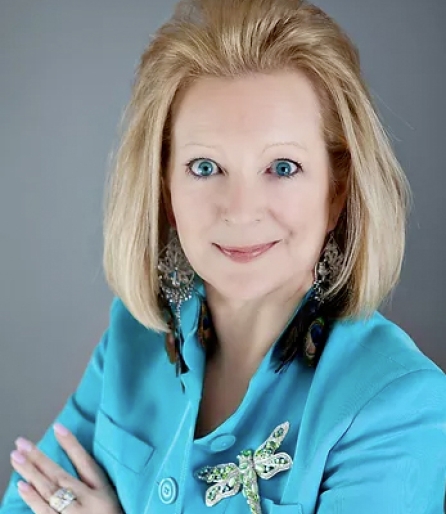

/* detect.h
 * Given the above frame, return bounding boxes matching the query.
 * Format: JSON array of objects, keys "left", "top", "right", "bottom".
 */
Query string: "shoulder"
[
  {"left": 304, "top": 315, "right": 446, "bottom": 513},
  {"left": 105, "top": 296, "right": 168, "bottom": 367},
  {"left": 108, "top": 295, "right": 163, "bottom": 337},
  {"left": 301, "top": 310, "right": 446, "bottom": 441},
  {"left": 327, "top": 311, "right": 442, "bottom": 372},
  {"left": 320, "top": 309, "right": 444, "bottom": 384}
]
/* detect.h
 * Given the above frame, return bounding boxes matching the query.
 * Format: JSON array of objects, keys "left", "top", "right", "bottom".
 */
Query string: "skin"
[
  {"left": 7, "top": 73, "right": 347, "bottom": 498},
  {"left": 10, "top": 425, "right": 122, "bottom": 513},
  {"left": 166, "top": 69, "right": 345, "bottom": 375}
]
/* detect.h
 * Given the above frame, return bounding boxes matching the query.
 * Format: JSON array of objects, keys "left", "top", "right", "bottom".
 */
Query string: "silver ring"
[{"left": 48, "top": 487, "right": 77, "bottom": 512}]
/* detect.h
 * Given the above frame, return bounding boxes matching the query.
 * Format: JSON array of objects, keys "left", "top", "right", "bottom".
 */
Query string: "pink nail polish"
[
  {"left": 53, "top": 423, "right": 69, "bottom": 436},
  {"left": 17, "top": 480, "right": 31, "bottom": 492},
  {"left": 11, "top": 450, "right": 26, "bottom": 464},
  {"left": 15, "top": 438, "right": 32, "bottom": 452}
]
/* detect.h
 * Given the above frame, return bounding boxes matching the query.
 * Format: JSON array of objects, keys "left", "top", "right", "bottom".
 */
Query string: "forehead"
[{"left": 171, "top": 70, "right": 325, "bottom": 152}]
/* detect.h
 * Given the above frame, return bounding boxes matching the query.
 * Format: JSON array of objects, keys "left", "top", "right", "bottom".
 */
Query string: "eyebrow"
[{"left": 180, "top": 141, "right": 307, "bottom": 153}]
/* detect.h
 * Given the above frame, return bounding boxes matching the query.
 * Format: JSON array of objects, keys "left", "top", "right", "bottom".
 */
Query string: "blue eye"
[
  {"left": 184, "top": 157, "right": 303, "bottom": 179},
  {"left": 185, "top": 158, "right": 217, "bottom": 178},
  {"left": 270, "top": 159, "right": 302, "bottom": 178}
]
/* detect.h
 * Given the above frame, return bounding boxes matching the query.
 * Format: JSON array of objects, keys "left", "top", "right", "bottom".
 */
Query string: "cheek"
[
  {"left": 275, "top": 187, "right": 328, "bottom": 231},
  {"left": 170, "top": 179, "right": 194, "bottom": 212},
  {"left": 275, "top": 190, "right": 331, "bottom": 267},
  {"left": 170, "top": 182, "right": 210, "bottom": 236}
]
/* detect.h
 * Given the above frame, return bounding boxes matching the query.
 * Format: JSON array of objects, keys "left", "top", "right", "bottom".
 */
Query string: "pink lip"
[
  {"left": 215, "top": 241, "right": 279, "bottom": 262},
  {"left": 217, "top": 242, "right": 278, "bottom": 253}
]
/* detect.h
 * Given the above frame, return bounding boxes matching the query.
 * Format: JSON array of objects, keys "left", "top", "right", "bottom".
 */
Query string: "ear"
[{"left": 161, "top": 176, "right": 176, "bottom": 228}]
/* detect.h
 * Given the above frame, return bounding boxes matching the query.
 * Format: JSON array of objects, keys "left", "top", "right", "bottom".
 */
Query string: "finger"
[
  {"left": 17, "top": 480, "right": 63, "bottom": 514},
  {"left": 11, "top": 450, "right": 59, "bottom": 504},
  {"left": 13, "top": 439, "right": 89, "bottom": 499},
  {"left": 53, "top": 423, "right": 108, "bottom": 490}
]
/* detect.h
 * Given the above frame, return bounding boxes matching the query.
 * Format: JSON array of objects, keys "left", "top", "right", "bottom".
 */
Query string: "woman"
[{"left": 1, "top": 0, "right": 445, "bottom": 513}]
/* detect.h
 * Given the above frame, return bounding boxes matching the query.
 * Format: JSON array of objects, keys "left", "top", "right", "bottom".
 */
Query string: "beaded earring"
[
  {"left": 158, "top": 226, "right": 196, "bottom": 375},
  {"left": 277, "top": 230, "right": 346, "bottom": 370},
  {"left": 312, "top": 230, "right": 344, "bottom": 303}
]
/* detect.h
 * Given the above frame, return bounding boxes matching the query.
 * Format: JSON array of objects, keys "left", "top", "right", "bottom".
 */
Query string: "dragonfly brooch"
[{"left": 194, "top": 421, "right": 293, "bottom": 514}]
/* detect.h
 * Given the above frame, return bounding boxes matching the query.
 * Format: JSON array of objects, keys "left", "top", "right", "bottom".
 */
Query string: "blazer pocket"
[
  {"left": 93, "top": 408, "right": 155, "bottom": 474},
  {"left": 262, "top": 498, "right": 304, "bottom": 514}
]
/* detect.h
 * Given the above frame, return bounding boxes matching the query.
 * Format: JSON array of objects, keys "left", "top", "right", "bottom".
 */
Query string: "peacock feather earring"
[
  {"left": 276, "top": 230, "right": 346, "bottom": 370},
  {"left": 158, "top": 225, "right": 196, "bottom": 375}
]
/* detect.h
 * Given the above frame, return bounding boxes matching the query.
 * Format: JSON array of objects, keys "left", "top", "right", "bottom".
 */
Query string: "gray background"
[{"left": 1, "top": 0, "right": 445, "bottom": 497}]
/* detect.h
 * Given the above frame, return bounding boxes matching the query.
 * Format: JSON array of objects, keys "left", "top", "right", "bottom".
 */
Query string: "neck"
[{"left": 203, "top": 277, "right": 313, "bottom": 373}]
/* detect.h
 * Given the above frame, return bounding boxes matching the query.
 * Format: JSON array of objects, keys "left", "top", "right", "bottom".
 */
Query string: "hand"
[{"left": 10, "top": 423, "right": 123, "bottom": 514}]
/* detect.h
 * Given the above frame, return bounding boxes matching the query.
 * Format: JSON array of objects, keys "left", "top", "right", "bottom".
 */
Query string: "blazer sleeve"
[
  {"left": 316, "top": 369, "right": 446, "bottom": 514},
  {"left": 0, "top": 297, "right": 119, "bottom": 513}
]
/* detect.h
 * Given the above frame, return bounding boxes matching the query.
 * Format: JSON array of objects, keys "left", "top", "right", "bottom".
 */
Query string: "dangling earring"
[
  {"left": 276, "top": 230, "right": 345, "bottom": 370},
  {"left": 158, "top": 226, "right": 196, "bottom": 322},
  {"left": 157, "top": 226, "right": 196, "bottom": 376},
  {"left": 299, "top": 231, "right": 343, "bottom": 366},
  {"left": 312, "top": 230, "right": 344, "bottom": 303}
]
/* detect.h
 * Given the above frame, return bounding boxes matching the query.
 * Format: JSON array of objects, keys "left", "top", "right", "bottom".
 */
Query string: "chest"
[
  {"left": 194, "top": 358, "right": 251, "bottom": 439},
  {"left": 95, "top": 344, "right": 321, "bottom": 514}
]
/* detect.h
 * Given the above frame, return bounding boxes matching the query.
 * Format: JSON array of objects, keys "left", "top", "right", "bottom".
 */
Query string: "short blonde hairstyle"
[{"left": 103, "top": 0, "right": 412, "bottom": 332}]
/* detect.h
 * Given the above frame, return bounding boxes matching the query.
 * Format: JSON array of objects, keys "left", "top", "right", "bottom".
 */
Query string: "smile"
[{"left": 214, "top": 241, "right": 279, "bottom": 263}]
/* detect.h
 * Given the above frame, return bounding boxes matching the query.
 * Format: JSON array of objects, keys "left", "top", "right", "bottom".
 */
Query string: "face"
[{"left": 165, "top": 70, "right": 344, "bottom": 303}]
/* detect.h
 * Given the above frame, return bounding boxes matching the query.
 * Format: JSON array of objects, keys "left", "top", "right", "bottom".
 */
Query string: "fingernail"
[
  {"left": 15, "top": 438, "right": 32, "bottom": 452},
  {"left": 17, "top": 480, "right": 31, "bottom": 492},
  {"left": 53, "top": 423, "right": 69, "bottom": 436},
  {"left": 11, "top": 450, "right": 26, "bottom": 464}
]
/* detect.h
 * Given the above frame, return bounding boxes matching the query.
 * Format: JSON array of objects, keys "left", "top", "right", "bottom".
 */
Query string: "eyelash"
[{"left": 184, "top": 157, "right": 303, "bottom": 180}]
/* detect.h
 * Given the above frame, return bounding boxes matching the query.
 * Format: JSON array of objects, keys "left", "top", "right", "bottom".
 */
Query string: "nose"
[{"left": 221, "top": 177, "right": 263, "bottom": 225}]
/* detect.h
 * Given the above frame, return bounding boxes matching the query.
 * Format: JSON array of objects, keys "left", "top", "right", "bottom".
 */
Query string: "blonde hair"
[{"left": 103, "top": 0, "right": 412, "bottom": 332}]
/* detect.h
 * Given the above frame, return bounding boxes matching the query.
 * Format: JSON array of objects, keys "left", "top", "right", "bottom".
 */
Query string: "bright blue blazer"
[{"left": 1, "top": 277, "right": 446, "bottom": 514}]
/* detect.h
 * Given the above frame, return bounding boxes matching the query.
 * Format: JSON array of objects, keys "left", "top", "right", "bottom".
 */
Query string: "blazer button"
[
  {"left": 158, "top": 477, "right": 178, "bottom": 504},
  {"left": 210, "top": 434, "right": 236, "bottom": 453}
]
